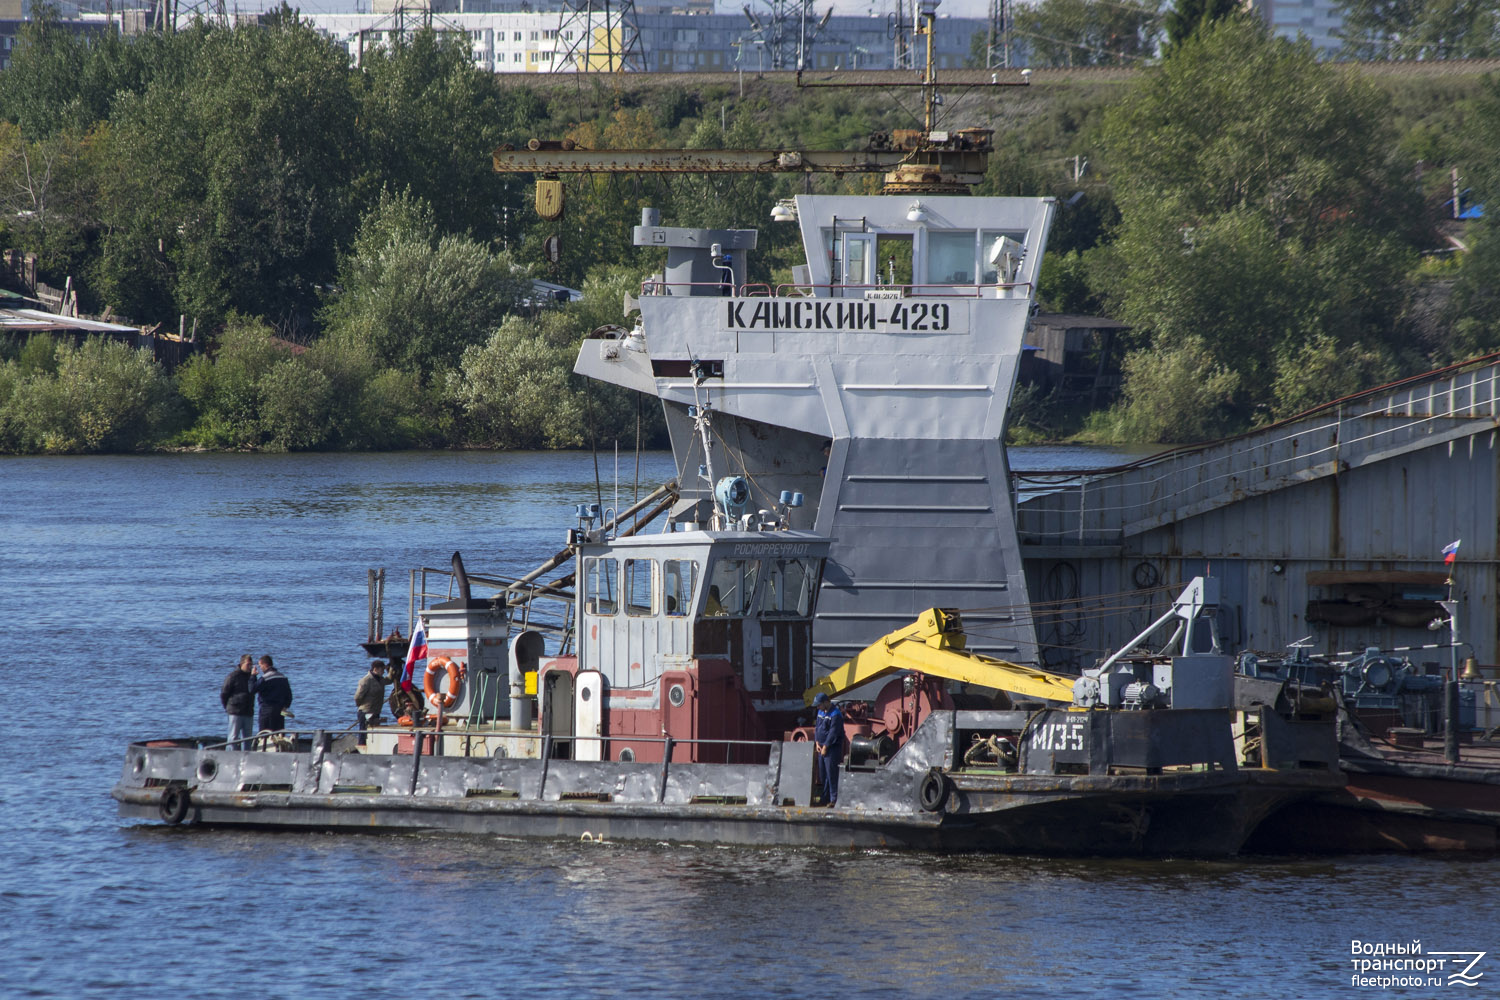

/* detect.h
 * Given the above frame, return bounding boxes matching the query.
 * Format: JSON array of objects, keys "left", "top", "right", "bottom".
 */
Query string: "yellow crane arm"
[{"left": 804, "top": 608, "right": 1077, "bottom": 706}]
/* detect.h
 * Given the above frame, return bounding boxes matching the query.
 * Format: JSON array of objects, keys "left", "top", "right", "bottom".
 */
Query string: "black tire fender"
[
  {"left": 916, "top": 769, "right": 948, "bottom": 813},
  {"left": 159, "top": 787, "right": 191, "bottom": 825}
]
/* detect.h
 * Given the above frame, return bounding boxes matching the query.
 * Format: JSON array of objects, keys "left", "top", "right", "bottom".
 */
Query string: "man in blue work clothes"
[{"left": 813, "top": 692, "right": 846, "bottom": 806}]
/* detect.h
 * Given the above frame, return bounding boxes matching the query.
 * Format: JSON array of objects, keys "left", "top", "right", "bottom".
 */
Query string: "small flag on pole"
[
  {"left": 1443, "top": 539, "right": 1461, "bottom": 565},
  {"left": 400, "top": 618, "right": 428, "bottom": 692}
]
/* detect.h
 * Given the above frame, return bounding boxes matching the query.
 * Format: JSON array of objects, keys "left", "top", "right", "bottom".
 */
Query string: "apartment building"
[
  {"left": 1253, "top": 0, "right": 1345, "bottom": 58},
  {"left": 303, "top": 4, "right": 987, "bottom": 74}
]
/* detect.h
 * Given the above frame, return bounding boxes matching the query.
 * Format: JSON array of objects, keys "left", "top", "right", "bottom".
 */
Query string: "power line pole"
[{"left": 555, "top": 0, "right": 647, "bottom": 72}]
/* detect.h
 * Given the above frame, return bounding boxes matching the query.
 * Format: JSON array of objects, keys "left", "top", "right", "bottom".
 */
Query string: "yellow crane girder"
[{"left": 805, "top": 608, "right": 1078, "bottom": 706}]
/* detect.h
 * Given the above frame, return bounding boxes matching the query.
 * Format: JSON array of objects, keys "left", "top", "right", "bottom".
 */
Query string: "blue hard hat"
[{"left": 813, "top": 692, "right": 830, "bottom": 706}]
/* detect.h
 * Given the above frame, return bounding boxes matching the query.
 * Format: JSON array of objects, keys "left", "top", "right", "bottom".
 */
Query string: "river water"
[{"left": 2, "top": 449, "right": 1496, "bottom": 999}]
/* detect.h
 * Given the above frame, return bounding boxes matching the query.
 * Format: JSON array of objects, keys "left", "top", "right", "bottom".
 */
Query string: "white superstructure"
[{"left": 579, "top": 193, "right": 1056, "bottom": 667}]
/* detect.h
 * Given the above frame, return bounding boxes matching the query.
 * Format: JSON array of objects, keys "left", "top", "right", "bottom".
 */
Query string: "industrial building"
[{"left": 1014, "top": 355, "right": 1500, "bottom": 670}]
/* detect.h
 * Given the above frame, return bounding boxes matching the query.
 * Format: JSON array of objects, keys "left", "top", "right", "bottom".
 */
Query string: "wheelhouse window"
[
  {"left": 927, "top": 230, "right": 976, "bottom": 284},
  {"left": 761, "top": 558, "right": 821, "bottom": 618},
  {"left": 705, "top": 558, "right": 760, "bottom": 617},
  {"left": 663, "top": 559, "right": 697, "bottom": 617},
  {"left": 585, "top": 557, "right": 617, "bottom": 615},
  {"left": 625, "top": 558, "right": 654, "bottom": 616}
]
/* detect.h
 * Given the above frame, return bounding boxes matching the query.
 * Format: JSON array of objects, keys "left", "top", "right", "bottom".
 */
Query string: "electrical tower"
[
  {"left": 889, "top": 0, "right": 911, "bottom": 70},
  {"left": 985, "top": 0, "right": 1010, "bottom": 68},
  {"left": 742, "top": 0, "right": 833, "bottom": 71},
  {"left": 554, "top": 0, "right": 647, "bottom": 73}
]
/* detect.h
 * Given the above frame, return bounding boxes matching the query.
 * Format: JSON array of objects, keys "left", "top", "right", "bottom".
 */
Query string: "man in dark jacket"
[
  {"left": 255, "top": 655, "right": 294, "bottom": 733},
  {"left": 813, "top": 692, "right": 846, "bottom": 806},
  {"left": 221, "top": 655, "right": 256, "bottom": 747}
]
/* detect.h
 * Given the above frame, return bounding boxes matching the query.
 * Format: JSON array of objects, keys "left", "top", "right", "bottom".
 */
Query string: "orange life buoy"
[{"left": 423, "top": 656, "right": 466, "bottom": 711}]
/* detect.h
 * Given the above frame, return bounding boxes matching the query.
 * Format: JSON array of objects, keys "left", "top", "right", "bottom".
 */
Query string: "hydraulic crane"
[{"left": 803, "top": 607, "right": 1078, "bottom": 707}]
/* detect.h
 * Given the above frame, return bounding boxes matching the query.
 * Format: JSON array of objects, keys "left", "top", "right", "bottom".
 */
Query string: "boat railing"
[
  {"left": 638, "top": 279, "right": 1033, "bottom": 299},
  {"left": 774, "top": 282, "right": 1032, "bottom": 299},
  {"left": 407, "top": 565, "right": 575, "bottom": 646},
  {"left": 201, "top": 726, "right": 808, "bottom": 760}
]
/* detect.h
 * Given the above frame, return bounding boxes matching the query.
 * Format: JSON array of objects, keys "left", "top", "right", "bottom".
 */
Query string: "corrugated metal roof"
[{"left": 0, "top": 309, "right": 140, "bottom": 334}]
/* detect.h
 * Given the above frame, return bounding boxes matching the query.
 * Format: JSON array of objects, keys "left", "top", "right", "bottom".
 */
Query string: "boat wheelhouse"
[{"left": 538, "top": 529, "right": 829, "bottom": 764}]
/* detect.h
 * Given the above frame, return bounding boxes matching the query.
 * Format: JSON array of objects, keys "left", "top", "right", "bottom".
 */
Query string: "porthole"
[
  {"left": 619, "top": 748, "right": 635, "bottom": 762},
  {"left": 668, "top": 684, "right": 686, "bottom": 707},
  {"left": 581, "top": 687, "right": 592, "bottom": 702},
  {"left": 131, "top": 754, "right": 145, "bottom": 775},
  {"left": 197, "top": 758, "right": 219, "bottom": 782}
]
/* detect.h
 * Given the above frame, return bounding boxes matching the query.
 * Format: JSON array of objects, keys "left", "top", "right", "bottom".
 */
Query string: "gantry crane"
[{"left": 490, "top": 0, "right": 1030, "bottom": 215}]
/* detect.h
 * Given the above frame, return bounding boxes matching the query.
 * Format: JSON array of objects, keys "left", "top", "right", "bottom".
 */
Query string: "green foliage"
[
  {"left": 654, "top": 89, "right": 702, "bottom": 131},
  {"left": 1110, "top": 336, "right": 1242, "bottom": 443},
  {"left": 1271, "top": 333, "right": 1397, "bottom": 416},
  {"left": 1464, "top": 76, "right": 1500, "bottom": 204},
  {"left": 319, "top": 190, "right": 531, "bottom": 375},
  {"left": 301, "top": 337, "right": 431, "bottom": 449},
  {"left": 448, "top": 316, "right": 586, "bottom": 449},
  {"left": 0, "top": 123, "right": 106, "bottom": 290},
  {"left": 0, "top": 11, "right": 166, "bottom": 137},
  {"left": 1100, "top": 20, "right": 1414, "bottom": 242},
  {"left": 0, "top": 19, "right": 1494, "bottom": 455},
  {"left": 356, "top": 30, "right": 532, "bottom": 240},
  {"left": 0, "top": 336, "right": 178, "bottom": 453},
  {"left": 97, "top": 20, "right": 359, "bottom": 327},
  {"left": 258, "top": 358, "right": 335, "bottom": 451},
  {"left": 175, "top": 317, "right": 292, "bottom": 448},
  {"left": 1097, "top": 19, "right": 1419, "bottom": 435},
  {"left": 1338, "top": 0, "right": 1500, "bottom": 59},
  {"left": 16, "top": 333, "right": 62, "bottom": 376},
  {"left": 1447, "top": 218, "right": 1500, "bottom": 358},
  {"left": 1162, "top": 0, "right": 1241, "bottom": 49},
  {"left": 172, "top": 314, "right": 435, "bottom": 451},
  {"left": 444, "top": 265, "right": 661, "bottom": 450},
  {"left": 1037, "top": 248, "right": 1103, "bottom": 314},
  {"left": 1017, "top": 0, "right": 1164, "bottom": 67}
]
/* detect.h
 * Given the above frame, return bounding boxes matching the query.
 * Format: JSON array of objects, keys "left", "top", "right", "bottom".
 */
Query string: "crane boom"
[
  {"left": 492, "top": 139, "right": 991, "bottom": 193},
  {"left": 805, "top": 608, "right": 1078, "bottom": 706}
]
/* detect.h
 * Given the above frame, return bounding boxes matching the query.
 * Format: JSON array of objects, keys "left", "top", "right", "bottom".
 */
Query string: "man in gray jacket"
[{"left": 354, "top": 661, "right": 387, "bottom": 745}]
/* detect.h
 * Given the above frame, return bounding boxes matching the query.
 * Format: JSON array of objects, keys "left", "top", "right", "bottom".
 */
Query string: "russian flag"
[
  {"left": 1443, "top": 539, "right": 1461, "bottom": 565},
  {"left": 400, "top": 618, "right": 428, "bottom": 692}
]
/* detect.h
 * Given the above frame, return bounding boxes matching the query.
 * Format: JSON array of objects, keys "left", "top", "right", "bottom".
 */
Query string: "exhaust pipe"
[{"left": 451, "top": 551, "right": 472, "bottom": 603}]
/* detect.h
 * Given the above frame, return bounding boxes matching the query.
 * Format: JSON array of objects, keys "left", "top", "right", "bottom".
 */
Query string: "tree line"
[
  {"left": 0, "top": 9, "right": 1497, "bottom": 451},
  {"left": 986, "top": 0, "right": 1500, "bottom": 68}
]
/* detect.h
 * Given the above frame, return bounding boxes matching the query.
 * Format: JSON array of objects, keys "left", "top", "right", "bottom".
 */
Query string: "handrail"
[
  {"left": 640, "top": 280, "right": 742, "bottom": 296},
  {"left": 194, "top": 727, "right": 800, "bottom": 753},
  {"left": 639, "top": 279, "right": 1033, "bottom": 299},
  {"left": 1013, "top": 355, "right": 1500, "bottom": 544},
  {"left": 775, "top": 281, "right": 1031, "bottom": 298}
]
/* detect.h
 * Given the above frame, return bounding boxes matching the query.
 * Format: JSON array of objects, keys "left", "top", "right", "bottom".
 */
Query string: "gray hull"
[
  {"left": 114, "top": 771, "right": 1334, "bottom": 856},
  {"left": 113, "top": 723, "right": 1340, "bottom": 856}
]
